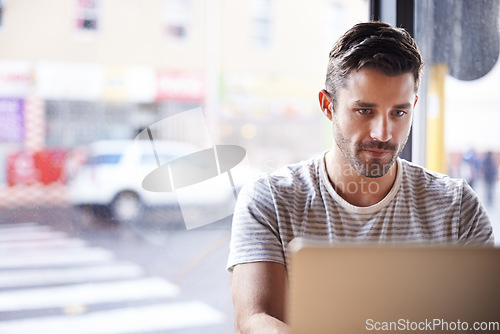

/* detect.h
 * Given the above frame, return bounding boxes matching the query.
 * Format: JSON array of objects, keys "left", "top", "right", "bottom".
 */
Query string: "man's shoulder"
[
  {"left": 244, "top": 155, "right": 322, "bottom": 194},
  {"left": 236, "top": 155, "right": 323, "bottom": 211},
  {"left": 266, "top": 155, "right": 322, "bottom": 187},
  {"left": 399, "top": 158, "right": 466, "bottom": 191}
]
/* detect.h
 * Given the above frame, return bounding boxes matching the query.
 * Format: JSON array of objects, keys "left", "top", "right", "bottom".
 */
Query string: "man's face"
[{"left": 332, "top": 68, "right": 417, "bottom": 178}]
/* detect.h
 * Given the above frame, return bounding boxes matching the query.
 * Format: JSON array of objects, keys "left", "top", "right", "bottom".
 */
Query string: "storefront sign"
[
  {"left": 36, "top": 61, "right": 103, "bottom": 101},
  {"left": 0, "top": 61, "right": 32, "bottom": 97},
  {"left": 156, "top": 71, "right": 204, "bottom": 101},
  {"left": 0, "top": 98, "right": 24, "bottom": 142},
  {"left": 102, "top": 66, "right": 156, "bottom": 103}
]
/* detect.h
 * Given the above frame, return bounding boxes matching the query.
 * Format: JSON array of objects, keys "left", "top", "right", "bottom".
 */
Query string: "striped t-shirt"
[{"left": 227, "top": 155, "right": 494, "bottom": 271}]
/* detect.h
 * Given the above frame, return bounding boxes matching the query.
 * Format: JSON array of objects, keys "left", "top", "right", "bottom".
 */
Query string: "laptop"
[{"left": 287, "top": 239, "right": 500, "bottom": 334}]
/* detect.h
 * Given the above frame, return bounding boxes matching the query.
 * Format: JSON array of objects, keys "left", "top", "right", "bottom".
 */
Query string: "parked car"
[{"left": 68, "top": 139, "right": 250, "bottom": 224}]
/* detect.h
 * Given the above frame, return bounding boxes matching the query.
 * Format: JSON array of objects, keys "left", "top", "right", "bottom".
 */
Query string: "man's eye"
[
  {"left": 394, "top": 110, "right": 407, "bottom": 117},
  {"left": 357, "top": 109, "right": 371, "bottom": 115}
]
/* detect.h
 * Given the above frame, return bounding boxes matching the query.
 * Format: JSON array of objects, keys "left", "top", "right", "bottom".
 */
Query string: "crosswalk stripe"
[
  {"left": 0, "top": 230, "right": 67, "bottom": 242},
  {"left": 0, "top": 262, "right": 145, "bottom": 288},
  {"left": 0, "top": 238, "right": 87, "bottom": 253},
  {"left": 0, "top": 222, "right": 41, "bottom": 229},
  {"left": 0, "top": 247, "right": 115, "bottom": 269},
  {"left": 0, "top": 224, "right": 52, "bottom": 234},
  {"left": 0, "top": 301, "right": 224, "bottom": 333},
  {"left": 0, "top": 277, "right": 180, "bottom": 312},
  {"left": 0, "top": 245, "right": 109, "bottom": 259},
  {"left": 0, "top": 222, "right": 226, "bottom": 333}
]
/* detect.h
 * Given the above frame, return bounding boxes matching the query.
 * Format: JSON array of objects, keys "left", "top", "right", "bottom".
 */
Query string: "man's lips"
[
  {"left": 358, "top": 141, "right": 397, "bottom": 160},
  {"left": 363, "top": 149, "right": 390, "bottom": 158}
]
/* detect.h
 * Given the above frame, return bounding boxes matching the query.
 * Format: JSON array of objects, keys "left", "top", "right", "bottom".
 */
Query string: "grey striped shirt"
[{"left": 227, "top": 155, "right": 494, "bottom": 271}]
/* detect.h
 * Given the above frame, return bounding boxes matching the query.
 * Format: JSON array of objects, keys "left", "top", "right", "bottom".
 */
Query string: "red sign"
[
  {"left": 7, "top": 150, "right": 68, "bottom": 186},
  {"left": 0, "top": 61, "right": 32, "bottom": 97},
  {"left": 156, "top": 71, "right": 204, "bottom": 101}
]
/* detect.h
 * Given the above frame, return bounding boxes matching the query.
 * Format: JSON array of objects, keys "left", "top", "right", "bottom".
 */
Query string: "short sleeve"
[
  {"left": 458, "top": 181, "right": 494, "bottom": 245},
  {"left": 226, "top": 176, "right": 286, "bottom": 272}
]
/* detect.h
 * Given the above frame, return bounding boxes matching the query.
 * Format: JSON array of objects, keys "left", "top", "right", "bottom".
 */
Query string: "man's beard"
[{"left": 333, "top": 123, "right": 408, "bottom": 178}]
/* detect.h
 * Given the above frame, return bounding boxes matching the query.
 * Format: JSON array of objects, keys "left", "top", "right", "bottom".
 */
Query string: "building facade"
[{"left": 0, "top": 0, "right": 368, "bottom": 187}]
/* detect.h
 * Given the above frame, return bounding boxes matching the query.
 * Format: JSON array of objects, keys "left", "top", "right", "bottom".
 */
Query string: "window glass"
[
  {"left": 164, "top": 0, "right": 192, "bottom": 43},
  {"left": 0, "top": 0, "right": 367, "bottom": 333},
  {"left": 415, "top": 0, "right": 500, "bottom": 240},
  {"left": 86, "top": 154, "right": 122, "bottom": 165},
  {"left": 0, "top": 0, "right": 4, "bottom": 28},
  {"left": 141, "top": 154, "right": 177, "bottom": 165},
  {"left": 324, "top": 3, "right": 346, "bottom": 50},
  {"left": 250, "top": 0, "right": 273, "bottom": 47},
  {"left": 75, "top": 0, "right": 99, "bottom": 31}
]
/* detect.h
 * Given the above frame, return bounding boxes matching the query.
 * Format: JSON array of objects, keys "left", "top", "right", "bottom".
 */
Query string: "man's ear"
[{"left": 318, "top": 89, "right": 333, "bottom": 121}]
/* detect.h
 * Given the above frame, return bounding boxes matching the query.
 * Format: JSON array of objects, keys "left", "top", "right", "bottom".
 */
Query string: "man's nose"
[{"left": 370, "top": 115, "right": 392, "bottom": 142}]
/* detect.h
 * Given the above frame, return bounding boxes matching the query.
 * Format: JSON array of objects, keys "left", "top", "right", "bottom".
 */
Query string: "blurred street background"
[{"left": 0, "top": 206, "right": 235, "bottom": 333}]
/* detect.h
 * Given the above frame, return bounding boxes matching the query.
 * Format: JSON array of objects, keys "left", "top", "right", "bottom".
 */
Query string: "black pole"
[
  {"left": 369, "top": 0, "right": 416, "bottom": 162},
  {"left": 370, "top": 0, "right": 381, "bottom": 21},
  {"left": 396, "top": 0, "right": 415, "bottom": 162},
  {"left": 396, "top": 0, "right": 415, "bottom": 35}
]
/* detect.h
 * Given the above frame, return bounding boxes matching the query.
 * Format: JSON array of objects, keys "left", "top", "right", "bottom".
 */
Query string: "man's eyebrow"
[
  {"left": 353, "top": 101, "right": 377, "bottom": 108},
  {"left": 393, "top": 103, "right": 412, "bottom": 109},
  {"left": 352, "top": 101, "right": 412, "bottom": 109}
]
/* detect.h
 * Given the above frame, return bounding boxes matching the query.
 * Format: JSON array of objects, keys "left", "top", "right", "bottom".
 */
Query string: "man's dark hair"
[{"left": 325, "top": 22, "right": 423, "bottom": 107}]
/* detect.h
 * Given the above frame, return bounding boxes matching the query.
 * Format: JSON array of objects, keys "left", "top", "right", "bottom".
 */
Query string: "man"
[{"left": 227, "top": 22, "right": 493, "bottom": 333}]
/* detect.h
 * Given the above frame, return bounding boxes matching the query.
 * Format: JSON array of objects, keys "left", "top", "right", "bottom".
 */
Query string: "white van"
[{"left": 68, "top": 139, "right": 238, "bottom": 224}]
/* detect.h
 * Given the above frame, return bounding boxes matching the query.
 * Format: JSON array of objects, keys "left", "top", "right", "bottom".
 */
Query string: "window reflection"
[{"left": 0, "top": 0, "right": 368, "bottom": 333}]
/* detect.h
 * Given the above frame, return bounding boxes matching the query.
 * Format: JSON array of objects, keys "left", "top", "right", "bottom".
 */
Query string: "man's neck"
[{"left": 324, "top": 149, "right": 398, "bottom": 207}]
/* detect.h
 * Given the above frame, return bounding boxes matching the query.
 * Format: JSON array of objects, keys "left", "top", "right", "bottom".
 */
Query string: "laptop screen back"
[{"left": 287, "top": 240, "right": 500, "bottom": 334}]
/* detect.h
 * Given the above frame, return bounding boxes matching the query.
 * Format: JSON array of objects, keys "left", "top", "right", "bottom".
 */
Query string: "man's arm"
[
  {"left": 231, "top": 261, "right": 289, "bottom": 334},
  {"left": 459, "top": 181, "right": 494, "bottom": 244}
]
